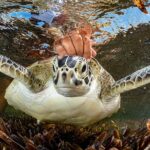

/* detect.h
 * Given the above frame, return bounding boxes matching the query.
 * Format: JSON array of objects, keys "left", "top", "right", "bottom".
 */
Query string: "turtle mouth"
[{"left": 55, "top": 86, "right": 89, "bottom": 97}]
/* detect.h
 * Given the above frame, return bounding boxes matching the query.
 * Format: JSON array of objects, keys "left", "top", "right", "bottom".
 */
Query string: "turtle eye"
[{"left": 81, "top": 64, "right": 86, "bottom": 73}]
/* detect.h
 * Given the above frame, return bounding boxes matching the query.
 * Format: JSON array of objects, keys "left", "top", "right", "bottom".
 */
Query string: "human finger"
[
  {"left": 83, "top": 36, "right": 92, "bottom": 59},
  {"left": 68, "top": 32, "right": 84, "bottom": 56},
  {"left": 61, "top": 35, "right": 77, "bottom": 55},
  {"left": 92, "top": 49, "right": 97, "bottom": 57},
  {"left": 79, "top": 24, "right": 93, "bottom": 38},
  {"left": 54, "top": 44, "right": 67, "bottom": 58}
]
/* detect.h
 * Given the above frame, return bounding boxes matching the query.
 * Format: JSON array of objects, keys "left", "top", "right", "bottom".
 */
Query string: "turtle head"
[{"left": 52, "top": 56, "right": 93, "bottom": 97}]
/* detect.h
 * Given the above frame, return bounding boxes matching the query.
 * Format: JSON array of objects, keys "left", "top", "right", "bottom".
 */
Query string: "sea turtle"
[{"left": 0, "top": 54, "right": 150, "bottom": 126}]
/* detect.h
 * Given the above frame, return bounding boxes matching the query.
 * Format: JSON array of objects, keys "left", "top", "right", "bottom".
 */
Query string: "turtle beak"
[{"left": 55, "top": 86, "right": 89, "bottom": 97}]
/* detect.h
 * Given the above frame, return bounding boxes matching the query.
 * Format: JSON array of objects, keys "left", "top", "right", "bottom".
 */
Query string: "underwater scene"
[{"left": 0, "top": 0, "right": 150, "bottom": 149}]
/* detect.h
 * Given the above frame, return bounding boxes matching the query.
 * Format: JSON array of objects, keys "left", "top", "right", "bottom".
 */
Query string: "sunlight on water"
[
  {"left": 98, "top": 7, "right": 150, "bottom": 35},
  {"left": 7, "top": 0, "right": 150, "bottom": 42}
]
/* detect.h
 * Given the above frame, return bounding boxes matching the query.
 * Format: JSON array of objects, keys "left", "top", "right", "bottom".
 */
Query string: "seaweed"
[{"left": 0, "top": 117, "right": 150, "bottom": 150}]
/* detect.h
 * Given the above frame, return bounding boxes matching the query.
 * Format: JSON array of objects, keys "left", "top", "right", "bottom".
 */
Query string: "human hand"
[{"left": 54, "top": 25, "right": 97, "bottom": 60}]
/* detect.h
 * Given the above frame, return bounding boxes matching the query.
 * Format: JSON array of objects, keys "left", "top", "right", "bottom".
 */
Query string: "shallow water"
[{"left": 0, "top": 0, "right": 150, "bottom": 127}]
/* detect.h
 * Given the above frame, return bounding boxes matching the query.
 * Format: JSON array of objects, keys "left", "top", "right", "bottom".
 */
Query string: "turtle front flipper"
[
  {"left": 0, "top": 55, "right": 44, "bottom": 92},
  {"left": 103, "top": 65, "right": 150, "bottom": 99}
]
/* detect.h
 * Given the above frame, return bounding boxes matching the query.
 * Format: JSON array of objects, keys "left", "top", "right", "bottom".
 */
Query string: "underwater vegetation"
[
  {"left": 0, "top": 118, "right": 150, "bottom": 150},
  {"left": 0, "top": 0, "right": 150, "bottom": 149}
]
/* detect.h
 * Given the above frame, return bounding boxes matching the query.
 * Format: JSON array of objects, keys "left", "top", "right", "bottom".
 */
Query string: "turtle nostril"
[
  {"left": 74, "top": 79, "right": 82, "bottom": 86},
  {"left": 62, "top": 72, "right": 67, "bottom": 81}
]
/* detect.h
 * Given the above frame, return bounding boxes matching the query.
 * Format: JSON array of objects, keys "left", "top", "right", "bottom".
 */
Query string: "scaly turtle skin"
[{"left": 0, "top": 55, "right": 150, "bottom": 126}]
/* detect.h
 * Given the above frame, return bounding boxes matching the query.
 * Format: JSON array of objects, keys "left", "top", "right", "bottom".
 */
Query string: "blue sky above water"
[
  {"left": 8, "top": 11, "right": 46, "bottom": 27},
  {"left": 8, "top": 4, "right": 150, "bottom": 32},
  {"left": 8, "top": 11, "right": 31, "bottom": 19},
  {"left": 98, "top": 6, "right": 150, "bottom": 35},
  {"left": 94, "top": 6, "right": 150, "bottom": 43}
]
